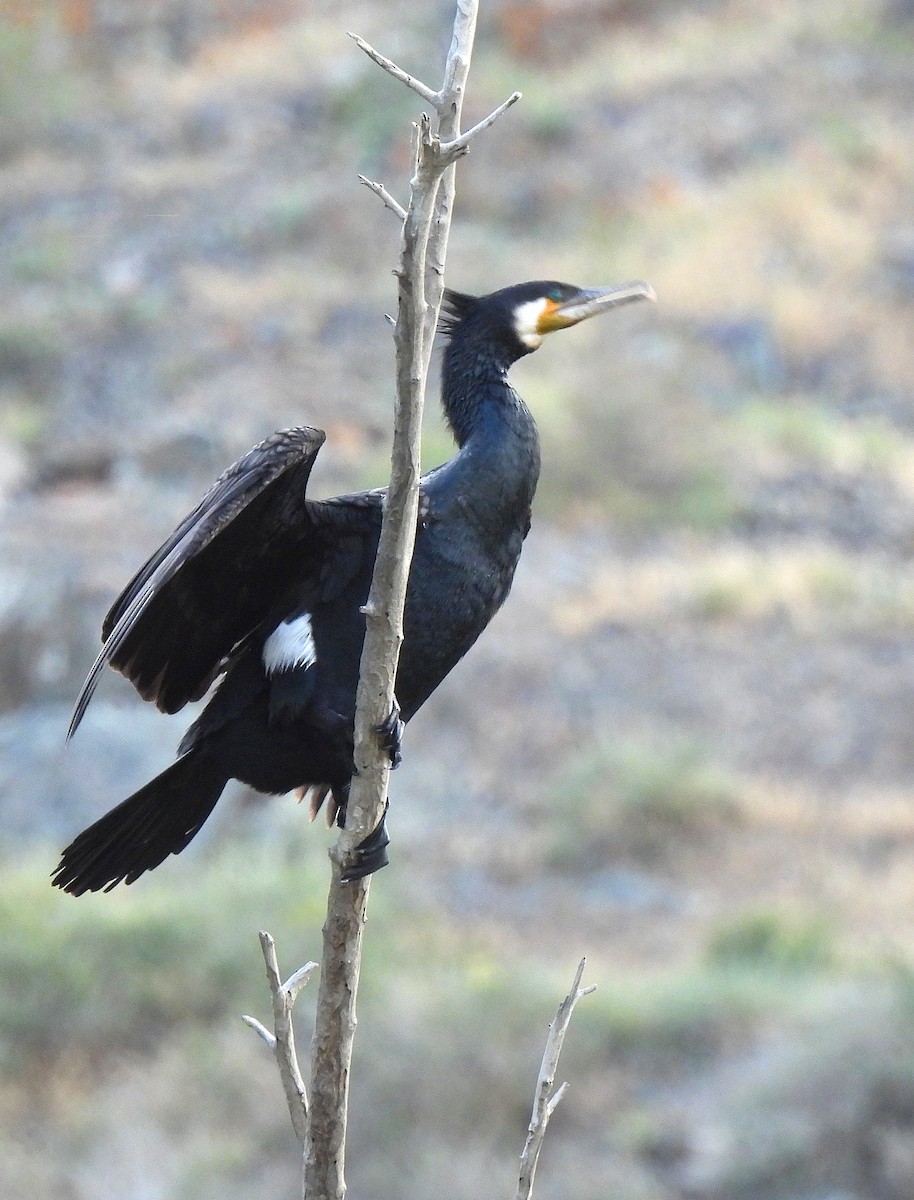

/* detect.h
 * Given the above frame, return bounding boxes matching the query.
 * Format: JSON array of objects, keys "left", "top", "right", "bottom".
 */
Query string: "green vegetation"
[
  {"left": 684, "top": 546, "right": 914, "bottom": 632},
  {"left": 0, "top": 391, "right": 48, "bottom": 447},
  {"left": 0, "top": 22, "right": 80, "bottom": 156},
  {"left": 9, "top": 228, "right": 76, "bottom": 284},
  {"left": 0, "top": 321, "right": 61, "bottom": 393},
  {"left": 524, "top": 367, "right": 739, "bottom": 530},
  {"left": 1, "top": 828, "right": 910, "bottom": 1200},
  {"left": 543, "top": 736, "right": 741, "bottom": 869},
  {"left": 0, "top": 839, "right": 843, "bottom": 1089},
  {"left": 328, "top": 72, "right": 421, "bottom": 161},
  {"left": 0, "top": 842, "right": 324, "bottom": 1071},
  {"left": 735, "top": 396, "right": 907, "bottom": 474},
  {"left": 0, "top": 835, "right": 841, "bottom": 1078},
  {"left": 707, "top": 909, "right": 836, "bottom": 974}
]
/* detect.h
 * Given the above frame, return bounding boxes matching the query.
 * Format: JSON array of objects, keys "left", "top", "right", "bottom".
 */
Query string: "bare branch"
[
  {"left": 305, "top": 6, "right": 522, "bottom": 1198},
  {"left": 422, "top": 0, "right": 489, "bottom": 344},
  {"left": 439, "top": 0, "right": 479, "bottom": 106},
  {"left": 347, "top": 32, "right": 439, "bottom": 106},
  {"left": 284, "top": 961, "right": 320, "bottom": 1002},
  {"left": 241, "top": 1014, "right": 276, "bottom": 1049},
  {"left": 358, "top": 174, "right": 408, "bottom": 222},
  {"left": 545, "top": 1081, "right": 568, "bottom": 1118},
  {"left": 516, "top": 959, "right": 596, "bottom": 1200},
  {"left": 250, "top": 931, "right": 312, "bottom": 1146},
  {"left": 439, "top": 90, "right": 522, "bottom": 160}
]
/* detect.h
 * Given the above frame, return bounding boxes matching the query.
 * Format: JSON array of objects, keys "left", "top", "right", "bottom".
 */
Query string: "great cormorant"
[{"left": 52, "top": 278, "right": 655, "bottom": 895}]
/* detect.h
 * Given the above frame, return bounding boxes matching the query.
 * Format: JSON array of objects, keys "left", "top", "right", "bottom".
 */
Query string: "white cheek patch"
[
  {"left": 263, "top": 613, "right": 317, "bottom": 675},
  {"left": 513, "top": 298, "right": 547, "bottom": 350}
]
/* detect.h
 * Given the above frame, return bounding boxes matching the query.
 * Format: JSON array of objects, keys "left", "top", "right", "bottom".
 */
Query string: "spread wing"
[{"left": 69, "top": 426, "right": 342, "bottom": 737}]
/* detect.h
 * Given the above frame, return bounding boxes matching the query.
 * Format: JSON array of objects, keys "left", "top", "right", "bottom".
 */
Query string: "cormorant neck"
[{"left": 441, "top": 329, "right": 533, "bottom": 449}]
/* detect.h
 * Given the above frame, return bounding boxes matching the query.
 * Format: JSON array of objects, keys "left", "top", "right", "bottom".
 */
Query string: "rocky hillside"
[{"left": 3, "top": 2, "right": 914, "bottom": 1199}]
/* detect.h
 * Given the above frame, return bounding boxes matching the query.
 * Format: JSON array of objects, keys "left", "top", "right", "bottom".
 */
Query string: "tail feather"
[{"left": 52, "top": 753, "right": 228, "bottom": 896}]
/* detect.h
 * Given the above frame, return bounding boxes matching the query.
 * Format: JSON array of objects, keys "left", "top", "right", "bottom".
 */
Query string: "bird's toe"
[
  {"left": 340, "top": 802, "right": 390, "bottom": 882},
  {"left": 374, "top": 699, "right": 404, "bottom": 769}
]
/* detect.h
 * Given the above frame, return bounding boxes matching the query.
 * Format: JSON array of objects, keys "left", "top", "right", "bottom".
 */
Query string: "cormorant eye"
[{"left": 547, "top": 287, "right": 564, "bottom": 302}]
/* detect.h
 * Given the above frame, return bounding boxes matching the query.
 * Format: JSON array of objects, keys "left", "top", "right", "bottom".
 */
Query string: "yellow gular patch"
[{"left": 537, "top": 297, "right": 577, "bottom": 333}]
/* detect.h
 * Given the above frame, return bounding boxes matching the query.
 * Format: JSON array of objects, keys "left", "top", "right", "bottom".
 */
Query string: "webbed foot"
[
  {"left": 340, "top": 801, "right": 390, "bottom": 883},
  {"left": 375, "top": 698, "right": 404, "bottom": 769}
]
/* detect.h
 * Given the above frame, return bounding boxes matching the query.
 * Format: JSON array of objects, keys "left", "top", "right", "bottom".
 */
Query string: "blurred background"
[{"left": 3, "top": 0, "right": 914, "bottom": 1196}]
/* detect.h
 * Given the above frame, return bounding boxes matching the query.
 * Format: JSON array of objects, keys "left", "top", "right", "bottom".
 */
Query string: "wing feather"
[{"left": 68, "top": 427, "right": 327, "bottom": 738}]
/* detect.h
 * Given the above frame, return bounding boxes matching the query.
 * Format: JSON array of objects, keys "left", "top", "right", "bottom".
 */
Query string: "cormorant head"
[{"left": 440, "top": 279, "right": 656, "bottom": 363}]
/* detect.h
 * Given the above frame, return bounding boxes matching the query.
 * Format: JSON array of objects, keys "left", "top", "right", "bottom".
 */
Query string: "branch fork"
[
  {"left": 516, "top": 959, "right": 597, "bottom": 1200},
  {"left": 242, "top": 931, "right": 318, "bottom": 1147},
  {"left": 350, "top": 29, "right": 521, "bottom": 203}
]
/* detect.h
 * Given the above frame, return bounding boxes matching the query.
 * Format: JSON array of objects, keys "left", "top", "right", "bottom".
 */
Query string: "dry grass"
[{"left": 554, "top": 539, "right": 914, "bottom": 635}]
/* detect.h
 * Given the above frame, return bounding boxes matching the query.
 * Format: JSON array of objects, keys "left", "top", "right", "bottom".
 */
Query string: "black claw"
[
  {"left": 333, "top": 782, "right": 351, "bottom": 829},
  {"left": 340, "top": 802, "right": 390, "bottom": 883},
  {"left": 375, "top": 698, "right": 404, "bottom": 769}
]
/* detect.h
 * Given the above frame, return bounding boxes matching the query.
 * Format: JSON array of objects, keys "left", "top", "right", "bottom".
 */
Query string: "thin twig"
[
  {"left": 245, "top": 931, "right": 315, "bottom": 1146},
  {"left": 285, "top": 961, "right": 320, "bottom": 1002},
  {"left": 439, "top": 90, "right": 522, "bottom": 159},
  {"left": 516, "top": 959, "right": 597, "bottom": 1200},
  {"left": 241, "top": 1014, "right": 276, "bottom": 1049},
  {"left": 347, "top": 32, "right": 439, "bottom": 106},
  {"left": 546, "top": 1081, "right": 569, "bottom": 1118},
  {"left": 358, "top": 175, "right": 408, "bottom": 222}
]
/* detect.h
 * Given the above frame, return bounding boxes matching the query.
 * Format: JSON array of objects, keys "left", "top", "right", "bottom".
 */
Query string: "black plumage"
[{"left": 53, "top": 278, "right": 654, "bottom": 894}]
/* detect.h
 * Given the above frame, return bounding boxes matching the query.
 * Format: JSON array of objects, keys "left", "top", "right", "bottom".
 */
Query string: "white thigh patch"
[{"left": 263, "top": 613, "right": 317, "bottom": 674}]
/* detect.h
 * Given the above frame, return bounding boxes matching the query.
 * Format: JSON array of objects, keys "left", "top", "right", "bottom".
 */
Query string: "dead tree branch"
[
  {"left": 516, "top": 959, "right": 597, "bottom": 1200},
  {"left": 242, "top": 931, "right": 318, "bottom": 1149},
  {"left": 347, "top": 31, "right": 439, "bottom": 106},
  {"left": 357, "top": 175, "right": 407, "bottom": 222},
  {"left": 440, "top": 90, "right": 522, "bottom": 159},
  {"left": 303, "top": 6, "right": 520, "bottom": 1200}
]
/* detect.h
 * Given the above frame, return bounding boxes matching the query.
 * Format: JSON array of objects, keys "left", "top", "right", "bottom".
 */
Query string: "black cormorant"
[{"left": 53, "top": 278, "right": 655, "bottom": 895}]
